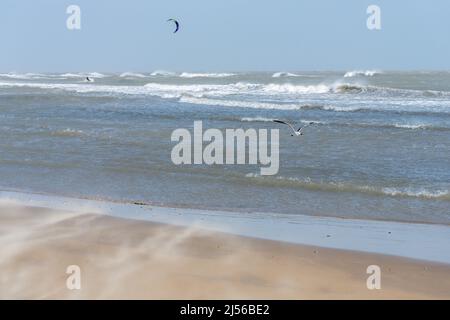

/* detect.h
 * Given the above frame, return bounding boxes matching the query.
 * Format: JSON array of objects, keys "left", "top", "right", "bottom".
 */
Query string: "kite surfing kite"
[{"left": 167, "top": 18, "right": 180, "bottom": 33}]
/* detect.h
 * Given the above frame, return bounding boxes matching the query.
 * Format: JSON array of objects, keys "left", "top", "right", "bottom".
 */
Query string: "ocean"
[{"left": 0, "top": 70, "right": 449, "bottom": 224}]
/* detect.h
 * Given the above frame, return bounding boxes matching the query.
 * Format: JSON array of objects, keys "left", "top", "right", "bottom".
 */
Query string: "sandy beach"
[{"left": 1, "top": 199, "right": 449, "bottom": 299}]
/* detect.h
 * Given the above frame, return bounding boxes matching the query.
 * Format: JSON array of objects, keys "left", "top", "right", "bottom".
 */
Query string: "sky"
[{"left": 1, "top": 0, "right": 449, "bottom": 72}]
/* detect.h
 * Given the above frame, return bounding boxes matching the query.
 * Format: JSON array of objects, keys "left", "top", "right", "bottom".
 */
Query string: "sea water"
[{"left": 0, "top": 70, "right": 449, "bottom": 224}]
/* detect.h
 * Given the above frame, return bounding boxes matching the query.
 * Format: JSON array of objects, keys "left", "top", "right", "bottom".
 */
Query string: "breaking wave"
[
  {"left": 179, "top": 97, "right": 302, "bottom": 110},
  {"left": 240, "top": 117, "right": 274, "bottom": 122},
  {"left": 344, "top": 70, "right": 380, "bottom": 78},
  {"left": 0, "top": 73, "right": 67, "bottom": 80},
  {"left": 179, "top": 97, "right": 358, "bottom": 112},
  {"left": 272, "top": 72, "right": 301, "bottom": 78},
  {"left": 238, "top": 118, "right": 447, "bottom": 131},
  {"left": 143, "top": 82, "right": 332, "bottom": 98},
  {"left": 393, "top": 124, "right": 429, "bottom": 129},
  {"left": 262, "top": 83, "right": 330, "bottom": 94},
  {"left": 333, "top": 84, "right": 369, "bottom": 93},
  {"left": 0, "top": 80, "right": 436, "bottom": 97},
  {"left": 1, "top": 80, "right": 449, "bottom": 114},
  {"left": 119, "top": 72, "right": 148, "bottom": 78},
  {"left": 60, "top": 72, "right": 107, "bottom": 79},
  {"left": 51, "top": 128, "right": 85, "bottom": 137},
  {"left": 240, "top": 117, "right": 329, "bottom": 125},
  {"left": 150, "top": 70, "right": 176, "bottom": 77},
  {"left": 0, "top": 73, "right": 43, "bottom": 80},
  {"left": 245, "top": 174, "right": 450, "bottom": 201},
  {"left": 179, "top": 72, "right": 236, "bottom": 78},
  {"left": 381, "top": 188, "right": 450, "bottom": 199}
]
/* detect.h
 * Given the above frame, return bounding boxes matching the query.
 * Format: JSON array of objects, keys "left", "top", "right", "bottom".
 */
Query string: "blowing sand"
[{"left": 0, "top": 201, "right": 449, "bottom": 299}]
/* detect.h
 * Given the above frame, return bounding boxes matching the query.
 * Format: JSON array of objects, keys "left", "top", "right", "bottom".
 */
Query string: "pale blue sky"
[{"left": 1, "top": 0, "right": 449, "bottom": 72}]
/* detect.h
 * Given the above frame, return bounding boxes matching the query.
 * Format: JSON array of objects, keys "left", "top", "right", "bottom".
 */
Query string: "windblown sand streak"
[{"left": 1, "top": 201, "right": 449, "bottom": 299}]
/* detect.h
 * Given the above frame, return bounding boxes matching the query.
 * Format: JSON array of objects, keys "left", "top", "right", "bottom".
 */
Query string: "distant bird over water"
[{"left": 273, "top": 120, "right": 315, "bottom": 136}]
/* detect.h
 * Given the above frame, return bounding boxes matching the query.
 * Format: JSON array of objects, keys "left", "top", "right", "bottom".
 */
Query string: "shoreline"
[
  {"left": 2, "top": 186, "right": 449, "bottom": 228},
  {"left": 1, "top": 190, "right": 450, "bottom": 265}
]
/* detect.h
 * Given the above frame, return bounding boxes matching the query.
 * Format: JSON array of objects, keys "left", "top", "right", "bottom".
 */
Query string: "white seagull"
[{"left": 273, "top": 120, "right": 315, "bottom": 136}]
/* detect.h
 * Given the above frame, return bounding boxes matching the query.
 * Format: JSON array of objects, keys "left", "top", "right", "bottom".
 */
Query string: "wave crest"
[
  {"left": 241, "top": 117, "right": 274, "bottom": 122},
  {"left": 60, "top": 72, "right": 107, "bottom": 79},
  {"left": 179, "top": 72, "right": 236, "bottom": 78},
  {"left": 51, "top": 128, "right": 84, "bottom": 137},
  {"left": 119, "top": 72, "right": 148, "bottom": 78},
  {"left": 344, "top": 70, "right": 380, "bottom": 78},
  {"left": 150, "top": 70, "right": 176, "bottom": 76},
  {"left": 245, "top": 174, "right": 450, "bottom": 201},
  {"left": 179, "top": 97, "right": 302, "bottom": 110},
  {"left": 272, "top": 72, "right": 300, "bottom": 78}
]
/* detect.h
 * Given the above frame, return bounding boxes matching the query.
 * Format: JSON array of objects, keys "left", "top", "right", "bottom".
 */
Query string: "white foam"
[
  {"left": 344, "top": 70, "right": 380, "bottom": 78},
  {"left": 59, "top": 73, "right": 80, "bottom": 78},
  {"left": 382, "top": 188, "right": 450, "bottom": 200},
  {"left": 87, "top": 72, "right": 106, "bottom": 78},
  {"left": 393, "top": 124, "right": 428, "bottom": 129},
  {"left": 179, "top": 97, "right": 340, "bottom": 112},
  {"left": 150, "top": 70, "right": 176, "bottom": 76},
  {"left": 262, "top": 83, "right": 330, "bottom": 94},
  {"left": 0, "top": 81, "right": 343, "bottom": 98},
  {"left": 272, "top": 72, "right": 300, "bottom": 78},
  {"left": 320, "top": 105, "right": 363, "bottom": 112},
  {"left": 119, "top": 72, "right": 148, "bottom": 78},
  {"left": 180, "top": 97, "right": 302, "bottom": 110},
  {"left": 0, "top": 73, "right": 55, "bottom": 80},
  {"left": 179, "top": 72, "right": 236, "bottom": 78},
  {"left": 246, "top": 174, "right": 450, "bottom": 201},
  {"left": 51, "top": 128, "right": 84, "bottom": 137},
  {"left": 60, "top": 72, "right": 107, "bottom": 78},
  {"left": 2, "top": 80, "right": 449, "bottom": 114},
  {"left": 241, "top": 117, "right": 274, "bottom": 122}
]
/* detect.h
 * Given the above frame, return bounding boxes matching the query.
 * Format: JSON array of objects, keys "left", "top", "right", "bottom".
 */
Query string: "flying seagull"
[{"left": 273, "top": 120, "right": 315, "bottom": 136}]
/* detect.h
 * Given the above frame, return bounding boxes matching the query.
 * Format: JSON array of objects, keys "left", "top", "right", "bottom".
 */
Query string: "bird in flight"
[{"left": 273, "top": 120, "right": 315, "bottom": 136}]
